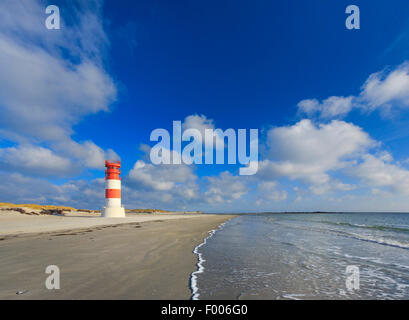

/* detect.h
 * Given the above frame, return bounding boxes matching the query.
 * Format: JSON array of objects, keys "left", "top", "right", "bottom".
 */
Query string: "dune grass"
[
  {"left": 0, "top": 202, "right": 77, "bottom": 211},
  {"left": 0, "top": 203, "right": 171, "bottom": 213}
]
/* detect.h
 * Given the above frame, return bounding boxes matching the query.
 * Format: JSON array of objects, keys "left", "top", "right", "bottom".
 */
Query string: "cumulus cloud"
[
  {"left": 348, "top": 153, "right": 409, "bottom": 195},
  {"left": 182, "top": 114, "right": 216, "bottom": 135},
  {"left": 182, "top": 114, "right": 225, "bottom": 149},
  {"left": 53, "top": 140, "right": 119, "bottom": 169},
  {"left": 124, "top": 145, "right": 200, "bottom": 209},
  {"left": 0, "top": 145, "right": 74, "bottom": 176},
  {"left": 255, "top": 181, "right": 287, "bottom": 206},
  {"left": 308, "top": 180, "right": 355, "bottom": 196},
  {"left": 259, "top": 119, "right": 374, "bottom": 186},
  {"left": 204, "top": 171, "right": 249, "bottom": 204},
  {"left": 298, "top": 62, "right": 409, "bottom": 118},
  {"left": 254, "top": 118, "right": 409, "bottom": 201},
  {"left": 127, "top": 159, "right": 197, "bottom": 192},
  {"left": 128, "top": 116, "right": 391, "bottom": 209}
]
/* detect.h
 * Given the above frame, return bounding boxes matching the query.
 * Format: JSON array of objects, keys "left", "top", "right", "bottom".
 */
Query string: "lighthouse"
[{"left": 102, "top": 160, "right": 126, "bottom": 218}]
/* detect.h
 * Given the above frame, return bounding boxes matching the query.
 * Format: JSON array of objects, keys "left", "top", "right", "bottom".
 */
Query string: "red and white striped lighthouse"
[{"left": 102, "top": 160, "right": 125, "bottom": 218}]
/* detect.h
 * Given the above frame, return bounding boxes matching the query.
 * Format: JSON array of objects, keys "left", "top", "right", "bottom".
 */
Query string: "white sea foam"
[
  {"left": 281, "top": 293, "right": 306, "bottom": 300},
  {"left": 190, "top": 220, "right": 228, "bottom": 300},
  {"left": 346, "top": 232, "right": 409, "bottom": 249}
]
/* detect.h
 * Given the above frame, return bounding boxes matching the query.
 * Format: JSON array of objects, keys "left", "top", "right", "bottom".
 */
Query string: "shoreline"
[
  {"left": 0, "top": 213, "right": 236, "bottom": 299},
  {"left": 190, "top": 219, "right": 229, "bottom": 300}
]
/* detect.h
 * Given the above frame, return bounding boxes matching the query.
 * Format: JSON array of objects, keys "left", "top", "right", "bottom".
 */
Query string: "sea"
[{"left": 191, "top": 213, "right": 409, "bottom": 300}]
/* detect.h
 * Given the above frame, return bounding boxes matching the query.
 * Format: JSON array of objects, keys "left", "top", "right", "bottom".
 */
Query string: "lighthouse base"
[{"left": 102, "top": 206, "right": 126, "bottom": 218}]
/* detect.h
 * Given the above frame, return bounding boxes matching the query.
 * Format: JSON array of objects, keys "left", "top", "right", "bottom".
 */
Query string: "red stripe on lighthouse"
[
  {"left": 106, "top": 173, "right": 121, "bottom": 180},
  {"left": 106, "top": 189, "right": 121, "bottom": 198}
]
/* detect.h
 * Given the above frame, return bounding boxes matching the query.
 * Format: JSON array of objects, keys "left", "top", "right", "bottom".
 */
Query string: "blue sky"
[{"left": 2, "top": 0, "right": 409, "bottom": 212}]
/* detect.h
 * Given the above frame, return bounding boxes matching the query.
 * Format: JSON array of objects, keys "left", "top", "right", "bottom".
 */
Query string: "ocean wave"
[
  {"left": 343, "top": 232, "right": 409, "bottom": 250},
  {"left": 320, "top": 221, "right": 409, "bottom": 234},
  {"left": 273, "top": 221, "right": 409, "bottom": 250},
  {"left": 325, "top": 228, "right": 409, "bottom": 250}
]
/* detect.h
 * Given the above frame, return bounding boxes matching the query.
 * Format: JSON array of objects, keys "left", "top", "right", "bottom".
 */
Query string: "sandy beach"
[{"left": 0, "top": 211, "right": 235, "bottom": 299}]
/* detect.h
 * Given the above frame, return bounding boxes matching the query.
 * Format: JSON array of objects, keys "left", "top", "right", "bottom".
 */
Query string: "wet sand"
[{"left": 0, "top": 213, "right": 234, "bottom": 299}]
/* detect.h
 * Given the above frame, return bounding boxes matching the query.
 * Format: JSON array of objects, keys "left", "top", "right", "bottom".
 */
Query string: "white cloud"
[
  {"left": 126, "top": 143, "right": 252, "bottom": 210},
  {"left": 0, "top": 1, "right": 116, "bottom": 142},
  {"left": 0, "top": 172, "right": 106, "bottom": 208},
  {"left": 127, "top": 159, "right": 197, "bottom": 192},
  {"left": 182, "top": 114, "right": 225, "bottom": 149},
  {"left": 0, "top": 0, "right": 108, "bottom": 65},
  {"left": 297, "top": 62, "right": 409, "bottom": 118},
  {"left": 298, "top": 96, "right": 354, "bottom": 119},
  {"left": 204, "top": 171, "right": 249, "bottom": 204},
  {"left": 182, "top": 114, "right": 216, "bottom": 135},
  {"left": 348, "top": 153, "right": 409, "bottom": 195},
  {"left": 53, "top": 140, "right": 119, "bottom": 170},
  {"left": 259, "top": 119, "right": 374, "bottom": 186},
  {"left": 0, "top": 145, "right": 73, "bottom": 176},
  {"left": 125, "top": 146, "right": 200, "bottom": 209},
  {"left": 0, "top": 0, "right": 118, "bottom": 176},
  {"left": 0, "top": 35, "right": 116, "bottom": 141},
  {"left": 308, "top": 180, "right": 355, "bottom": 196},
  {"left": 256, "top": 181, "right": 287, "bottom": 205},
  {"left": 361, "top": 62, "right": 409, "bottom": 111}
]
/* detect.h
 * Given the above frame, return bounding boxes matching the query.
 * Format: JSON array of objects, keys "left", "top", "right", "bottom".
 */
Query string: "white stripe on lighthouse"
[
  {"left": 106, "top": 198, "right": 121, "bottom": 207},
  {"left": 106, "top": 179, "right": 121, "bottom": 190}
]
